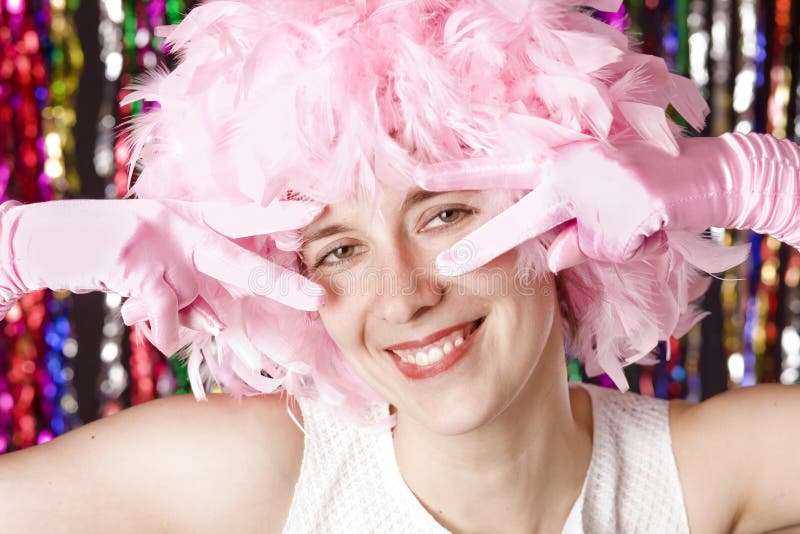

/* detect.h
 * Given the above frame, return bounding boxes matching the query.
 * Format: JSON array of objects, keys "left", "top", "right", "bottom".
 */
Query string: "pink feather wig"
[{"left": 121, "top": 0, "right": 749, "bottom": 420}]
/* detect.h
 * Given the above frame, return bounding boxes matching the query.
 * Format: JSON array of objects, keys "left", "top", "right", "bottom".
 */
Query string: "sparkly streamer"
[
  {"left": 40, "top": 0, "right": 83, "bottom": 443},
  {"left": 41, "top": 291, "right": 81, "bottom": 440},
  {"left": 780, "top": 253, "right": 800, "bottom": 384},
  {"left": 766, "top": 0, "right": 800, "bottom": 386},
  {"left": 98, "top": 0, "right": 188, "bottom": 414},
  {"left": 97, "top": 294, "right": 126, "bottom": 417},
  {"left": 768, "top": 0, "right": 793, "bottom": 138},
  {"left": 95, "top": 0, "right": 130, "bottom": 417},
  {"left": 710, "top": 0, "right": 734, "bottom": 135},
  {"left": 687, "top": 0, "right": 711, "bottom": 100},
  {"left": 0, "top": 0, "right": 82, "bottom": 453},
  {"left": 129, "top": 326, "right": 178, "bottom": 404},
  {"left": 733, "top": 0, "right": 761, "bottom": 132},
  {"left": 6, "top": 295, "right": 44, "bottom": 450}
]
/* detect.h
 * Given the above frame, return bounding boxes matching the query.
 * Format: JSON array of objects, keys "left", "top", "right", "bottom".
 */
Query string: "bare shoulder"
[
  {"left": 0, "top": 391, "right": 304, "bottom": 533},
  {"left": 669, "top": 384, "right": 800, "bottom": 534},
  {"left": 150, "top": 392, "right": 306, "bottom": 530}
]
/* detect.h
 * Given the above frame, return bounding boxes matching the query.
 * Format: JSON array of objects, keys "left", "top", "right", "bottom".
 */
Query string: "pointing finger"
[
  {"left": 121, "top": 297, "right": 147, "bottom": 325},
  {"left": 199, "top": 201, "right": 324, "bottom": 238},
  {"left": 194, "top": 237, "right": 326, "bottom": 311},
  {"left": 142, "top": 281, "right": 183, "bottom": 356},
  {"left": 547, "top": 223, "right": 589, "bottom": 273},
  {"left": 435, "top": 184, "right": 572, "bottom": 275}
]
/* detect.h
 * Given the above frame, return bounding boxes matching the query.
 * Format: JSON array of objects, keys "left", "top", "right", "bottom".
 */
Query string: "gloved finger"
[
  {"left": 140, "top": 282, "right": 183, "bottom": 356},
  {"left": 121, "top": 266, "right": 198, "bottom": 326},
  {"left": 178, "top": 295, "right": 226, "bottom": 335},
  {"left": 435, "top": 184, "right": 572, "bottom": 276},
  {"left": 194, "top": 237, "right": 326, "bottom": 311},
  {"left": 122, "top": 293, "right": 188, "bottom": 351},
  {"left": 546, "top": 223, "right": 588, "bottom": 273},
  {"left": 120, "top": 297, "right": 147, "bottom": 325},
  {"left": 162, "top": 263, "right": 200, "bottom": 309},
  {"left": 198, "top": 200, "right": 324, "bottom": 238},
  {"left": 547, "top": 226, "right": 670, "bottom": 273},
  {"left": 625, "top": 230, "right": 669, "bottom": 262},
  {"left": 414, "top": 156, "right": 545, "bottom": 191}
]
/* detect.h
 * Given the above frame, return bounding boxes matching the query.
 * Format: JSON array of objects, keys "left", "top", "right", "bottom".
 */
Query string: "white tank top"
[{"left": 282, "top": 382, "right": 690, "bottom": 533}]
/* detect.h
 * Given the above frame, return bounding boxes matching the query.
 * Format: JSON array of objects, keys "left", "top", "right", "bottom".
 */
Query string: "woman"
[{"left": 1, "top": 0, "right": 800, "bottom": 532}]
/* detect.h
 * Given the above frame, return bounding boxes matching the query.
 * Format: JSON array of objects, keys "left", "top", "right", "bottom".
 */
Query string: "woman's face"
[{"left": 300, "top": 185, "right": 559, "bottom": 435}]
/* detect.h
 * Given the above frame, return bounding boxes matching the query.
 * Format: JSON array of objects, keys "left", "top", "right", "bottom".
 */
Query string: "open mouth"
[{"left": 386, "top": 317, "right": 485, "bottom": 379}]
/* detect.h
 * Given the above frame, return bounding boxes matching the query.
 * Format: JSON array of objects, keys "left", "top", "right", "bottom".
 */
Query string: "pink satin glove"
[
  {"left": 0, "top": 198, "right": 325, "bottom": 354},
  {"left": 414, "top": 132, "right": 800, "bottom": 274}
]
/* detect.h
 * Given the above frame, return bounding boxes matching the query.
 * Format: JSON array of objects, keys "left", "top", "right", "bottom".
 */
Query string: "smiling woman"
[
  {"left": 298, "top": 187, "right": 561, "bottom": 436},
  {"left": 2, "top": 0, "right": 800, "bottom": 532}
]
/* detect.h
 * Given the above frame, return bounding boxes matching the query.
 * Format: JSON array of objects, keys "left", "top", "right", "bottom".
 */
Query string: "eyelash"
[{"left": 313, "top": 207, "right": 476, "bottom": 269}]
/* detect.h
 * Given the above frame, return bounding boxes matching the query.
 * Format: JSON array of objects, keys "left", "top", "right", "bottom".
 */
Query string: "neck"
[{"left": 392, "top": 323, "right": 593, "bottom": 534}]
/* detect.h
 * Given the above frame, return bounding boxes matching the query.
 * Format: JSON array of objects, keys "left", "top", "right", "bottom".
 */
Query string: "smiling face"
[{"left": 299, "top": 185, "right": 563, "bottom": 435}]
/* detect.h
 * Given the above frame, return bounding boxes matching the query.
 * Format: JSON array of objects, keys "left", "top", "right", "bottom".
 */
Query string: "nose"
[{"left": 370, "top": 246, "right": 445, "bottom": 324}]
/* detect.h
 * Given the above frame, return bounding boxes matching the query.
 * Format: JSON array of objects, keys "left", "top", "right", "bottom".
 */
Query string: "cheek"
[
  {"left": 488, "top": 256, "right": 556, "bottom": 361},
  {"left": 513, "top": 283, "right": 557, "bottom": 374},
  {"left": 319, "top": 289, "right": 356, "bottom": 348},
  {"left": 318, "top": 285, "right": 373, "bottom": 359},
  {"left": 459, "top": 248, "right": 525, "bottom": 298},
  {"left": 317, "top": 285, "right": 405, "bottom": 395}
]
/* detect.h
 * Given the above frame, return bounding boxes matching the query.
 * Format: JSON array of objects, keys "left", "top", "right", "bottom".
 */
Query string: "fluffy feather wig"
[{"left": 122, "top": 0, "right": 748, "bottom": 419}]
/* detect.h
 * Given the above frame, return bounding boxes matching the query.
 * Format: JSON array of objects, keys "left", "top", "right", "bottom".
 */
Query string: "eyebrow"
[
  {"left": 300, "top": 223, "right": 355, "bottom": 248},
  {"left": 300, "top": 190, "right": 452, "bottom": 248},
  {"left": 400, "top": 189, "right": 449, "bottom": 212}
]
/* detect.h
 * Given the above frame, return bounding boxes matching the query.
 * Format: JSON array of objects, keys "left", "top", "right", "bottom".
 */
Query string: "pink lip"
[
  {"left": 387, "top": 318, "right": 484, "bottom": 380},
  {"left": 385, "top": 319, "right": 478, "bottom": 352}
]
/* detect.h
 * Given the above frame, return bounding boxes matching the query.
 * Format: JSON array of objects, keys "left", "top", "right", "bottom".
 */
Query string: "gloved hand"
[
  {"left": 414, "top": 132, "right": 800, "bottom": 274},
  {"left": 0, "top": 198, "right": 325, "bottom": 354}
]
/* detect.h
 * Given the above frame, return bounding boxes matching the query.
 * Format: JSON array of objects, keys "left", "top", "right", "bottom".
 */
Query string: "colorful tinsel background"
[{"left": 0, "top": 0, "right": 798, "bottom": 454}]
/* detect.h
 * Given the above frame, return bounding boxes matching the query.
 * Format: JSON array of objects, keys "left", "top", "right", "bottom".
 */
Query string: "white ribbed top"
[{"left": 282, "top": 383, "right": 690, "bottom": 533}]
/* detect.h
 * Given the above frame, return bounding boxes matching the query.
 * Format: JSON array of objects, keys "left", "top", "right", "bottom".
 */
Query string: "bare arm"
[
  {"left": 671, "top": 384, "right": 800, "bottom": 534},
  {"left": 0, "top": 392, "right": 304, "bottom": 533}
]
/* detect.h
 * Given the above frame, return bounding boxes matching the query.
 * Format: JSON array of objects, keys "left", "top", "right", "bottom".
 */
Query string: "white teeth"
[{"left": 392, "top": 319, "right": 482, "bottom": 367}]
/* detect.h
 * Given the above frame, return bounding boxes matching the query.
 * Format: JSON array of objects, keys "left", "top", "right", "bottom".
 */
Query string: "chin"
[{"left": 408, "top": 389, "right": 506, "bottom": 436}]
